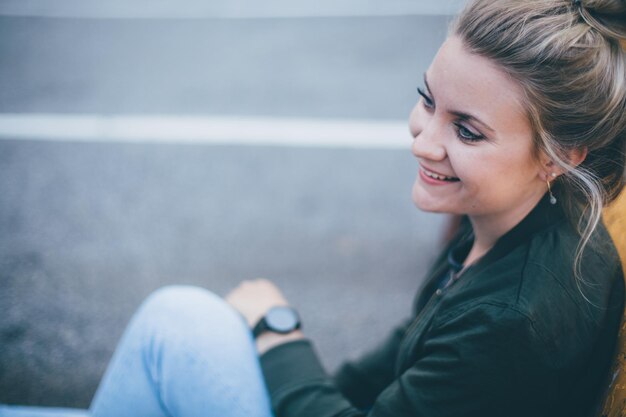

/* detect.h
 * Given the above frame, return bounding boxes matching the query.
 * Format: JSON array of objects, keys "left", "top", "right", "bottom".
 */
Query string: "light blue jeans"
[{"left": 0, "top": 286, "right": 274, "bottom": 417}]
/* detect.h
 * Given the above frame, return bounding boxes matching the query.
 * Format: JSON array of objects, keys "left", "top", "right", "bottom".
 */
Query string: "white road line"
[{"left": 0, "top": 114, "right": 411, "bottom": 149}]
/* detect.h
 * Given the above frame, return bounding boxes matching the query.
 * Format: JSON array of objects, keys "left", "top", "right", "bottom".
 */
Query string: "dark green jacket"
[{"left": 260, "top": 197, "right": 624, "bottom": 417}]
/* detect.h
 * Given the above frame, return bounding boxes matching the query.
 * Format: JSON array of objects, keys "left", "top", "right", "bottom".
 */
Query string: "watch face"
[{"left": 266, "top": 306, "right": 300, "bottom": 333}]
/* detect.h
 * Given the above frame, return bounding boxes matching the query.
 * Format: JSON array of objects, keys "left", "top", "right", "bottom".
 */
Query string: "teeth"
[{"left": 423, "top": 168, "right": 458, "bottom": 182}]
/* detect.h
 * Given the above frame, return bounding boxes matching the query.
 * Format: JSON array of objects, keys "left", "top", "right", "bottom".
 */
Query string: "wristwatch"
[{"left": 252, "top": 306, "right": 301, "bottom": 339}]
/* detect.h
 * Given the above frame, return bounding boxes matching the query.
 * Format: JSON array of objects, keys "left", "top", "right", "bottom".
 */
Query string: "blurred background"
[{"left": 0, "top": 0, "right": 461, "bottom": 408}]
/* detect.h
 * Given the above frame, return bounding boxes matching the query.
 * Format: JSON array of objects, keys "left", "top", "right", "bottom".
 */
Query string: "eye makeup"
[
  {"left": 453, "top": 122, "right": 484, "bottom": 142},
  {"left": 417, "top": 87, "right": 434, "bottom": 109},
  {"left": 419, "top": 73, "right": 490, "bottom": 143}
]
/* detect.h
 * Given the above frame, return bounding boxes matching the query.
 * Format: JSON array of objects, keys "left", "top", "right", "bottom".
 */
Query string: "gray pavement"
[
  {"left": 0, "top": 0, "right": 466, "bottom": 18},
  {"left": 0, "top": 15, "right": 449, "bottom": 118},
  {"left": 0, "top": 7, "right": 452, "bottom": 409}
]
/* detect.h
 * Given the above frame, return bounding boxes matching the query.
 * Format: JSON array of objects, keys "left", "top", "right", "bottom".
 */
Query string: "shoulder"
[
  {"left": 478, "top": 217, "right": 621, "bottom": 317},
  {"left": 518, "top": 219, "right": 622, "bottom": 318},
  {"left": 436, "top": 218, "right": 623, "bottom": 360},
  {"left": 517, "top": 219, "right": 623, "bottom": 353}
]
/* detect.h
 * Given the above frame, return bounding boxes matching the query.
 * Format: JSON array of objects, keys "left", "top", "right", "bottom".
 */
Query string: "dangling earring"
[{"left": 547, "top": 173, "right": 557, "bottom": 205}]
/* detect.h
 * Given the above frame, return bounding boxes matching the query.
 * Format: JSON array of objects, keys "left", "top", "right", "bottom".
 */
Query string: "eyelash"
[
  {"left": 454, "top": 123, "right": 483, "bottom": 142},
  {"left": 416, "top": 86, "right": 485, "bottom": 142},
  {"left": 417, "top": 87, "right": 434, "bottom": 109}
]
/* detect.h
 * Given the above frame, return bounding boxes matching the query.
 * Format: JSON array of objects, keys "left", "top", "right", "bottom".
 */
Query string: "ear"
[
  {"left": 538, "top": 147, "right": 588, "bottom": 180},
  {"left": 566, "top": 147, "right": 588, "bottom": 167}
]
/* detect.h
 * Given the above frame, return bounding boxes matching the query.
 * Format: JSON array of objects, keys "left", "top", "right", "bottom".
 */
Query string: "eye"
[
  {"left": 454, "top": 122, "right": 484, "bottom": 142},
  {"left": 417, "top": 87, "right": 434, "bottom": 109}
]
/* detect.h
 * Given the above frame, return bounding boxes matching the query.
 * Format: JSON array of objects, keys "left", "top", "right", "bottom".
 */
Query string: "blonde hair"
[{"left": 453, "top": 0, "right": 626, "bottom": 291}]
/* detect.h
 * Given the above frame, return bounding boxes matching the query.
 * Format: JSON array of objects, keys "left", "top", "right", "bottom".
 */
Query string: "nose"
[{"left": 410, "top": 107, "right": 447, "bottom": 162}]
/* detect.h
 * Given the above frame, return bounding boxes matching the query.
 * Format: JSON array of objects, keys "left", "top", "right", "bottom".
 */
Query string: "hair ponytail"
[{"left": 576, "top": 0, "right": 626, "bottom": 41}]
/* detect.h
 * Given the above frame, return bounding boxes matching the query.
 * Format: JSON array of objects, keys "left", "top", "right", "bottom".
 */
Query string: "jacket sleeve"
[
  {"left": 259, "top": 303, "right": 557, "bottom": 417},
  {"left": 332, "top": 318, "right": 412, "bottom": 409},
  {"left": 329, "top": 242, "right": 454, "bottom": 408}
]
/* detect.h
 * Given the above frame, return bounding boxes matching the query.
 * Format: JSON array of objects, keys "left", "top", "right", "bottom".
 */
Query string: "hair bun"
[{"left": 578, "top": 0, "right": 626, "bottom": 42}]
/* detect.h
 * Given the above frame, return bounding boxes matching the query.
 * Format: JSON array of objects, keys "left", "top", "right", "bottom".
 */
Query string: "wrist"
[
  {"left": 256, "top": 330, "right": 305, "bottom": 355},
  {"left": 252, "top": 305, "right": 301, "bottom": 338}
]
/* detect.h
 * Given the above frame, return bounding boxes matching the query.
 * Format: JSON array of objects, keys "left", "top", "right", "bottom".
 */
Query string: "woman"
[{"left": 2, "top": 0, "right": 625, "bottom": 416}]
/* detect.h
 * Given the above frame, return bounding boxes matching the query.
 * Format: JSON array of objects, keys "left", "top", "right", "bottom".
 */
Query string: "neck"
[{"left": 466, "top": 192, "right": 545, "bottom": 266}]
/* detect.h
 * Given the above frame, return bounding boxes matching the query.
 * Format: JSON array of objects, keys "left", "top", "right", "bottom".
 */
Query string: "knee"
[
  {"left": 117, "top": 286, "right": 257, "bottom": 391},
  {"left": 142, "top": 285, "right": 221, "bottom": 312},
  {"left": 134, "top": 285, "right": 246, "bottom": 336}
]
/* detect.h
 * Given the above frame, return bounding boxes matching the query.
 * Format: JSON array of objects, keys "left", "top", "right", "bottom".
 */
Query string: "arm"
[
  {"left": 332, "top": 318, "right": 412, "bottom": 410},
  {"left": 332, "top": 215, "right": 469, "bottom": 407},
  {"left": 226, "top": 278, "right": 412, "bottom": 409},
  {"left": 225, "top": 278, "right": 306, "bottom": 354},
  {"left": 260, "top": 303, "right": 556, "bottom": 417}
]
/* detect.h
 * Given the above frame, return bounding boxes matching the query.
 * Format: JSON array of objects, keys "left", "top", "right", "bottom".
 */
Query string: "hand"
[
  {"left": 226, "top": 278, "right": 304, "bottom": 354},
  {"left": 225, "top": 278, "right": 291, "bottom": 328}
]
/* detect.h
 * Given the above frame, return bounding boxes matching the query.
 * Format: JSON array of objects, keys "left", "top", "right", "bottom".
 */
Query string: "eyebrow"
[{"left": 423, "top": 73, "right": 496, "bottom": 133}]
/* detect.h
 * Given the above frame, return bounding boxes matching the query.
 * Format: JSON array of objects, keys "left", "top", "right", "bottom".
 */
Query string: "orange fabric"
[
  {"left": 600, "top": 189, "right": 626, "bottom": 417},
  {"left": 605, "top": 192, "right": 626, "bottom": 268}
]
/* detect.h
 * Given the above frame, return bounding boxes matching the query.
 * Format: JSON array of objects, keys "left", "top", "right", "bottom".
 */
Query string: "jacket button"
[{"left": 435, "top": 289, "right": 443, "bottom": 296}]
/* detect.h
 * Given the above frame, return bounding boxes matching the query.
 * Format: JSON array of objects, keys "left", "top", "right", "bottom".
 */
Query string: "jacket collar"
[{"left": 451, "top": 193, "right": 565, "bottom": 271}]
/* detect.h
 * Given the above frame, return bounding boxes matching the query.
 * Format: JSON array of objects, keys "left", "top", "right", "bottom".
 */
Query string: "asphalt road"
[
  {"left": 0, "top": 6, "right": 452, "bottom": 408},
  {"left": 0, "top": 15, "right": 448, "bottom": 117}
]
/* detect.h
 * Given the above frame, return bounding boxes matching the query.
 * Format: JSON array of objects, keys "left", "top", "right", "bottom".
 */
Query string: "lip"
[{"left": 419, "top": 165, "right": 460, "bottom": 185}]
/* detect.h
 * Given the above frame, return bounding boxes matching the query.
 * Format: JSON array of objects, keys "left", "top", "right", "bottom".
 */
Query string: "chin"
[
  {"left": 412, "top": 188, "right": 459, "bottom": 215},
  {"left": 413, "top": 201, "right": 449, "bottom": 214},
  {"left": 412, "top": 184, "right": 442, "bottom": 213},
  {"left": 412, "top": 193, "right": 445, "bottom": 214}
]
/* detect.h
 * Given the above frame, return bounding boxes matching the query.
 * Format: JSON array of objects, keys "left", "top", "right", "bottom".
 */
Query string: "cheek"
[
  {"left": 446, "top": 148, "right": 475, "bottom": 180},
  {"left": 452, "top": 149, "right": 538, "bottom": 201},
  {"left": 448, "top": 150, "right": 499, "bottom": 196}
]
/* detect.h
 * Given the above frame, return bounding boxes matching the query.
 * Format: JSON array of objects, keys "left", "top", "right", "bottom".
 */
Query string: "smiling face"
[{"left": 410, "top": 36, "right": 548, "bottom": 233}]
